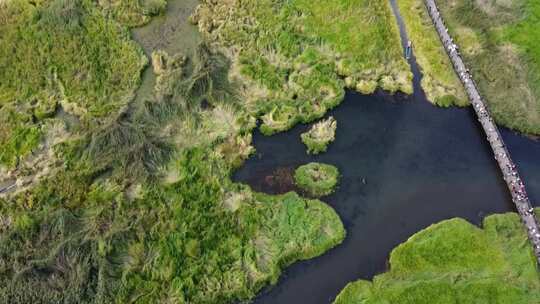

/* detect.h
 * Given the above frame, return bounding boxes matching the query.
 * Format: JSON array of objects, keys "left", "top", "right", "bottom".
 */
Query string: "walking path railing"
[{"left": 424, "top": 0, "right": 540, "bottom": 264}]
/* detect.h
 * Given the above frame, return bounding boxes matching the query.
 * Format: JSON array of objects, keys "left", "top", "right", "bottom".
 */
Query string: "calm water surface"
[{"left": 234, "top": 90, "right": 540, "bottom": 303}]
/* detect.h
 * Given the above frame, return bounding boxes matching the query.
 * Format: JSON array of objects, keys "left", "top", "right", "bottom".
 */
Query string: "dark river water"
[{"left": 233, "top": 3, "right": 540, "bottom": 299}]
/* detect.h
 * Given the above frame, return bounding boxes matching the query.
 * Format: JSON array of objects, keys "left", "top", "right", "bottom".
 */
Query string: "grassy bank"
[
  {"left": 397, "top": 0, "right": 468, "bottom": 107},
  {"left": 192, "top": 0, "right": 412, "bottom": 134},
  {"left": 334, "top": 210, "right": 540, "bottom": 304},
  {"left": 0, "top": 0, "right": 346, "bottom": 302},
  {"left": 0, "top": 149, "right": 345, "bottom": 303},
  {"left": 0, "top": 45, "right": 346, "bottom": 303},
  {"left": 434, "top": 0, "right": 540, "bottom": 135}
]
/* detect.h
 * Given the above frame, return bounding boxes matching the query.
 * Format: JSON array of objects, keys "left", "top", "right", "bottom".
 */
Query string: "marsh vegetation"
[
  {"left": 301, "top": 116, "right": 337, "bottom": 155},
  {"left": 396, "top": 0, "right": 468, "bottom": 107},
  {"left": 294, "top": 163, "right": 340, "bottom": 197},
  {"left": 2, "top": 0, "right": 540, "bottom": 303},
  {"left": 0, "top": 0, "right": 147, "bottom": 169},
  {"left": 334, "top": 210, "right": 540, "bottom": 304},
  {"left": 192, "top": 0, "right": 413, "bottom": 135},
  {"left": 0, "top": 0, "right": 345, "bottom": 303}
]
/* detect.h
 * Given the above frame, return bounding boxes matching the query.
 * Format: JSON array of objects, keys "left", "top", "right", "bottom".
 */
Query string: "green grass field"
[
  {"left": 435, "top": 0, "right": 540, "bottom": 135},
  {"left": 193, "top": 0, "right": 412, "bottom": 134},
  {"left": 0, "top": 148, "right": 345, "bottom": 303},
  {"left": 397, "top": 0, "right": 468, "bottom": 107},
  {"left": 334, "top": 211, "right": 540, "bottom": 304}
]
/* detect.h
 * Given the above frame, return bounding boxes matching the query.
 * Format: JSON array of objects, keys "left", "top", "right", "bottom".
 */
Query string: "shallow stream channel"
[{"left": 232, "top": 1, "right": 540, "bottom": 303}]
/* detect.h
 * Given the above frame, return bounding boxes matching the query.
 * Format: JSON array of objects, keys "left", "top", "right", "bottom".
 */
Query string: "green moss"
[
  {"left": 192, "top": 0, "right": 412, "bottom": 135},
  {"left": 333, "top": 211, "right": 540, "bottom": 304},
  {"left": 294, "top": 162, "right": 340, "bottom": 197},
  {"left": 301, "top": 116, "right": 337, "bottom": 154},
  {"left": 435, "top": 0, "right": 540, "bottom": 135},
  {"left": 397, "top": 0, "right": 468, "bottom": 107}
]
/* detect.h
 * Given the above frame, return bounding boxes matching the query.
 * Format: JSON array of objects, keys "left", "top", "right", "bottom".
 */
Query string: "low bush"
[{"left": 0, "top": 107, "right": 42, "bottom": 168}]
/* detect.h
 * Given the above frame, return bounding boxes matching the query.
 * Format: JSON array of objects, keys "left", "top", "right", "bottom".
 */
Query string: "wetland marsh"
[{"left": 1, "top": 0, "right": 540, "bottom": 303}]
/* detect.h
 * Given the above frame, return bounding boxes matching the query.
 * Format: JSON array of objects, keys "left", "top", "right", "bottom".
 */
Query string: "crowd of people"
[{"left": 426, "top": 0, "right": 540, "bottom": 255}]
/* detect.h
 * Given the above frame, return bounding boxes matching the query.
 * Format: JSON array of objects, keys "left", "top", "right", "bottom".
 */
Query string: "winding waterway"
[{"left": 233, "top": 1, "right": 540, "bottom": 302}]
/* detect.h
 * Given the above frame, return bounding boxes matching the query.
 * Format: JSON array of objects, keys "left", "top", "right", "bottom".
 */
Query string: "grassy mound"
[
  {"left": 0, "top": 0, "right": 147, "bottom": 168},
  {"left": 192, "top": 0, "right": 412, "bottom": 135},
  {"left": 294, "top": 163, "right": 340, "bottom": 197},
  {"left": 334, "top": 210, "right": 540, "bottom": 304},
  {"left": 301, "top": 116, "right": 337, "bottom": 155},
  {"left": 435, "top": 0, "right": 540, "bottom": 135},
  {"left": 397, "top": 0, "right": 468, "bottom": 107}
]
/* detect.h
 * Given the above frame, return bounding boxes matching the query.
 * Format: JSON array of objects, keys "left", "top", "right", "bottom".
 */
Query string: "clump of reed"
[
  {"left": 301, "top": 116, "right": 337, "bottom": 155},
  {"left": 294, "top": 162, "right": 340, "bottom": 197}
]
